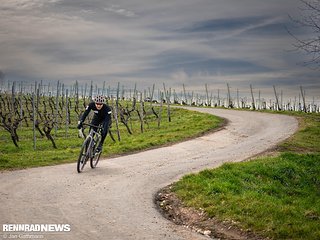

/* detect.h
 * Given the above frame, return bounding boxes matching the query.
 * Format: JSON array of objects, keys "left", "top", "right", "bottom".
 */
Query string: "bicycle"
[{"left": 77, "top": 123, "right": 103, "bottom": 173}]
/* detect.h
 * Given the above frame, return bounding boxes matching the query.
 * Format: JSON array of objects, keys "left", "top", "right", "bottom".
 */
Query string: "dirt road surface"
[{"left": 0, "top": 108, "right": 298, "bottom": 240}]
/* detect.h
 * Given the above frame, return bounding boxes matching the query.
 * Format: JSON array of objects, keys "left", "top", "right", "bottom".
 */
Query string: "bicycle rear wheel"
[
  {"left": 90, "top": 150, "right": 101, "bottom": 168},
  {"left": 77, "top": 138, "right": 90, "bottom": 173}
]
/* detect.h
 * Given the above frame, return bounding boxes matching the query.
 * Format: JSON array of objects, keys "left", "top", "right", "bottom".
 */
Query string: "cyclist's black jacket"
[{"left": 80, "top": 102, "right": 112, "bottom": 126}]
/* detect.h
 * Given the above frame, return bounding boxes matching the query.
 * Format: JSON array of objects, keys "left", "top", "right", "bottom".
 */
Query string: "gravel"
[{"left": 0, "top": 108, "right": 298, "bottom": 240}]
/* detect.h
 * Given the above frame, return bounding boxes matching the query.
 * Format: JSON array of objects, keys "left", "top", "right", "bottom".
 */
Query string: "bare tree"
[
  {"left": 288, "top": 0, "right": 320, "bottom": 68},
  {"left": 0, "top": 94, "right": 25, "bottom": 147}
]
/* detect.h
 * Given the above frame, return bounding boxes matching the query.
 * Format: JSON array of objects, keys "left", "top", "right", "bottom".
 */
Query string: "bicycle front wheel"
[
  {"left": 90, "top": 150, "right": 101, "bottom": 168},
  {"left": 77, "top": 138, "right": 90, "bottom": 173}
]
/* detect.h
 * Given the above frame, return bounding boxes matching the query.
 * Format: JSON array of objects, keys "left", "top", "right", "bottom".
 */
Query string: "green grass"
[
  {"left": 0, "top": 107, "right": 222, "bottom": 170},
  {"left": 172, "top": 111, "right": 320, "bottom": 239},
  {"left": 173, "top": 153, "right": 320, "bottom": 239},
  {"left": 277, "top": 112, "right": 320, "bottom": 153}
]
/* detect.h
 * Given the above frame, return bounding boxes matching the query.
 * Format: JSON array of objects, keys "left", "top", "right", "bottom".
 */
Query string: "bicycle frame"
[
  {"left": 87, "top": 128, "right": 101, "bottom": 158},
  {"left": 77, "top": 123, "right": 103, "bottom": 173}
]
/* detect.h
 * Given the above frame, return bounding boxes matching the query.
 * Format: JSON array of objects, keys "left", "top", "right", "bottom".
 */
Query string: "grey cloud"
[
  {"left": 0, "top": 0, "right": 318, "bottom": 100},
  {"left": 180, "top": 16, "right": 270, "bottom": 33},
  {"left": 104, "top": 5, "right": 137, "bottom": 18},
  {"left": 150, "top": 50, "right": 271, "bottom": 75}
]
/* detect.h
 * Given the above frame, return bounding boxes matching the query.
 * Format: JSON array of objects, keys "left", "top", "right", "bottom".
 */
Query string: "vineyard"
[
  {"left": 0, "top": 80, "right": 319, "bottom": 151},
  {"left": 0, "top": 81, "right": 172, "bottom": 149}
]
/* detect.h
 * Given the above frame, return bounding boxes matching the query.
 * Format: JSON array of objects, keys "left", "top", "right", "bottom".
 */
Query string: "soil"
[{"left": 155, "top": 185, "right": 268, "bottom": 240}]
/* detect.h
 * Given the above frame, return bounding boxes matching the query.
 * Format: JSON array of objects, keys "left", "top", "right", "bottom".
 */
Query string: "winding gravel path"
[{"left": 0, "top": 108, "right": 298, "bottom": 240}]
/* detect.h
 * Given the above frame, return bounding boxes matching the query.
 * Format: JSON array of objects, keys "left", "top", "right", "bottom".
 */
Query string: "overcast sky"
[{"left": 0, "top": 0, "right": 319, "bottom": 99}]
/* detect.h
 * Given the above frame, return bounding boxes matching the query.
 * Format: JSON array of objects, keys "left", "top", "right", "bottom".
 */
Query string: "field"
[{"left": 1, "top": 91, "right": 319, "bottom": 239}]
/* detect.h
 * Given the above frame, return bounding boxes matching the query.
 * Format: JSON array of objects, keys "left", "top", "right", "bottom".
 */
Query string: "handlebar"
[
  {"left": 78, "top": 123, "right": 103, "bottom": 139},
  {"left": 82, "top": 123, "right": 104, "bottom": 129}
]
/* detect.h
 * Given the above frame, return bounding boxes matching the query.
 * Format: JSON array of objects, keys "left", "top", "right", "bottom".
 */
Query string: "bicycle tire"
[
  {"left": 90, "top": 150, "right": 101, "bottom": 169},
  {"left": 77, "top": 138, "right": 90, "bottom": 173}
]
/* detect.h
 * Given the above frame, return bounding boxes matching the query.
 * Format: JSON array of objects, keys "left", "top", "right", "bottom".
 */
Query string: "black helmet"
[{"left": 93, "top": 95, "right": 106, "bottom": 104}]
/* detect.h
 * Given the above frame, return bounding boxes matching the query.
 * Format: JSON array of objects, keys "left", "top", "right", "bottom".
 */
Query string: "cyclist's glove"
[{"left": 77, "top": 120, "right": 83, "bottom": 129}]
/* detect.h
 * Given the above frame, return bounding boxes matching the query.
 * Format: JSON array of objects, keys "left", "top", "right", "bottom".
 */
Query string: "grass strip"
[
  {"left": 0, "top": 108, "right": 222, "bottom": 170},
  {"left": 173, "top": 153, "right": 320, "bottom": 239},
  {"left": 172, "top": 111, "right": 320, "bottom": 239}
]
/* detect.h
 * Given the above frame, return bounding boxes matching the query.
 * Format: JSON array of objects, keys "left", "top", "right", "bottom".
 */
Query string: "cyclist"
[{"left": 77, "top": 95, "right": 112, "bottom": 152}]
